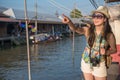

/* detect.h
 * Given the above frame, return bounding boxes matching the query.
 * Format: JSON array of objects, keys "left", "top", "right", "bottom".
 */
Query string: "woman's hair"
[{"left": 88, "top": 14, "right": 113, "bottom": 48}]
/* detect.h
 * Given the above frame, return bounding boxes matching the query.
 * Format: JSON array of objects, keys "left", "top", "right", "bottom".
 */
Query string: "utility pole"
[
  {"left": 74, "top": 2, "right": 76, "bottom": 18},
  {"left": 35, "top": 0, "right": 38, "bottom": 43},
  {"left": 24, "top": 0, "right": 31, "bottom": 80},
  {"left": 55, "top": 10, "right": 59, "bottom": 17},
  {"left": 72, "top": 2, "right": 77, "bottom": 66}
]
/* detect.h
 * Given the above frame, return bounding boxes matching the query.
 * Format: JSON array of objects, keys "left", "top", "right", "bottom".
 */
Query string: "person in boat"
[{"left": 61, "top": 6, "right": 117, "bottom": 80}]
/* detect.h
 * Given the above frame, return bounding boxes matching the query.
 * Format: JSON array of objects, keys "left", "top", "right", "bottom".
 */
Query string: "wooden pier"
[{"left": 0, "top": 36, "right": 26, "bottom": 49}]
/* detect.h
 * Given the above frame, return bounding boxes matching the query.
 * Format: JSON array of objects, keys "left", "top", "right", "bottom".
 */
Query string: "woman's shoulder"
[
  {"left": 106, "top": 32, "right": 116, "bottom": 43},
  {"left": 107, "top": 32, "right": 115, "bottom": 39}
]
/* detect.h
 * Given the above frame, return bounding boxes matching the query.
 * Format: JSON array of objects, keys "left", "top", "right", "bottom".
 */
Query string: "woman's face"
[{"left": 92, "top": 12, "right": 106, "bottom": 26}]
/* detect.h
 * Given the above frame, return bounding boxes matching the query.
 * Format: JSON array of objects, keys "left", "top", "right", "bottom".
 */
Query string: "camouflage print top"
[{"left": 82, "top": 33, "right": 106, "bottom": 63}]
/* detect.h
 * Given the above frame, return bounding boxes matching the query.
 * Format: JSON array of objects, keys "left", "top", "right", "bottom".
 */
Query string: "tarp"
[{"left": 3, "top": 8, "right": 16, "bottom": 18}]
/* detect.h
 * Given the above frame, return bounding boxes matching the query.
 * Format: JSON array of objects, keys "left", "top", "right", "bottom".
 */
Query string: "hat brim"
[{"left": 91, "top": 10, "right": 110, "bottom": 18}]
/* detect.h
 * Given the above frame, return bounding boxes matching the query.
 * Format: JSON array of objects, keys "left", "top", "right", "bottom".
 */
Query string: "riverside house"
[{"left": 0, "top": 6, "right": 71, "bottom": 46}]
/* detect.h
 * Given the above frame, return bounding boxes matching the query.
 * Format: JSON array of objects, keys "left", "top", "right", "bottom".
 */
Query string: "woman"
[{"left": 62, "top": 6, "right": 117, "bottom": 80}]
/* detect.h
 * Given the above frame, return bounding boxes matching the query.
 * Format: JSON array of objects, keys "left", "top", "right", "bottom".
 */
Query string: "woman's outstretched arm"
[{"left": 62, "top": 14, "right": 89, "bottom": 35}]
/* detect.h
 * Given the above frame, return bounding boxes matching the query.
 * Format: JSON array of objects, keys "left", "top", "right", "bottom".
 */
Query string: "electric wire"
[
  {"left": 89, "top": 0, "right": 98, "bottom": 9},
  {"left": 48, "top": 0, "right": 83, "bottom": 18},
  {"left": 50, "top": 0, "right": 71, "bottom": 11},
  {"left": 48, "top": 1, "right": 70, "bottom": 14},
  {"left": 49, "top": 0, "right": 76, "bottom": 56}
]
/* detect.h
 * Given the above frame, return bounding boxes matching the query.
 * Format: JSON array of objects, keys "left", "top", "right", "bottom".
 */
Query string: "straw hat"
[{"left": 92, "top": 6, "right": 110, "bottom": 18}]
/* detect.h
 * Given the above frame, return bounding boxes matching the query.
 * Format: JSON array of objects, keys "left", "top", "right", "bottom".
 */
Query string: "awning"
[{"left": 0, "top": 17, "right": 18, "bottom": 22}]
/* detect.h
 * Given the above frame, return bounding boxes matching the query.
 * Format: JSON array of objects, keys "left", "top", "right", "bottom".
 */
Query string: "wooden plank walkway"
[
  {"left": 107, "top": 62, "right": 120, "bottom": 80},
  {"left": 0, "top": 36, "right": 26, "bottom": 48}
]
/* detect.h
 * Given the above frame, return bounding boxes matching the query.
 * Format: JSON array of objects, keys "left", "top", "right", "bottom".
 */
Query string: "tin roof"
[
  {"left": 0, "top": 6, "right": 83, "bottom": 24},
  {"left": 0, "top": 17, "right": 18, "bottom": 22},
  {"left": 0, "top": 6, "right": 62, "bottom": 23},
  {"left": 13, "top": 9, "right": 62, "bottom": 22}
]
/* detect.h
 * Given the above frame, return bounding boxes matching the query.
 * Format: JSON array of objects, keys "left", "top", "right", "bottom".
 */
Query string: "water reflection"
[{"left": 0, "top": 36, "right": 86, "bottom": 80}]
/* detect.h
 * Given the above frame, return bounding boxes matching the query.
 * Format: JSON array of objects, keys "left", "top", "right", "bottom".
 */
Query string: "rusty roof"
[{"left": 0, "top": 17, "right": 18, "bottom": 22}]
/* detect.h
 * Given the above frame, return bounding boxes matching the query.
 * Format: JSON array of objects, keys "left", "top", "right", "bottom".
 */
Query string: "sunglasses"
[{"left": 92, "top": 14, "right": 105, "bottom": 19}]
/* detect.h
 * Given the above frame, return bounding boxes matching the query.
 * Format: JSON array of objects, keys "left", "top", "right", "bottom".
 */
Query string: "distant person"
[{"left": 61, "top": 6, "right": 117, "bottom": 80}]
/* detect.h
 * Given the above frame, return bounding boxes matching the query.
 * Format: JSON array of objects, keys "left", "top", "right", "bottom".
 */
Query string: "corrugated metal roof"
[
  {"left": 13, "top": 9, "right": 62, "bottom": 22},
  {"left": 0, "top": 17, "right": 18, "bottom": 22},
  {"left": 0, "top": 6, "right": 62, "bottom": 23},
  {"left": 0, "top": 6, "right": 83, "bottom": 24}
]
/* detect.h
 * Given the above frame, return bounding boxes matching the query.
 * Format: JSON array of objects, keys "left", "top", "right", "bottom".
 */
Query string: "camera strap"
[
  {"left": 89, "top": 35, "right": 103, "bottom": 68},
  {"left": 98, "top": 36, "right": 103, "bottom": 62}
]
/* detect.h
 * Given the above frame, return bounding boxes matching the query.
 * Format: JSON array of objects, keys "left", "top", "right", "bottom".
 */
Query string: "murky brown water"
[{"left": 0, "top": 36, "right": 86, "bottom": 80}]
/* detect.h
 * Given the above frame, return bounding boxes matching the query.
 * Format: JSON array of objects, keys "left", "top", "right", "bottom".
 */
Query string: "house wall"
[
  {"left": 30, "top": 23, "right": 68, "bottom": 35},
  {"left": 110, "top": 20, "right": 120, "bottom": 65},
  {"left": 108, "top": 5, "right": 120, "bottom": 67},
  {"left": 0, "top": 22, "right": 7, "bottom": 37}
]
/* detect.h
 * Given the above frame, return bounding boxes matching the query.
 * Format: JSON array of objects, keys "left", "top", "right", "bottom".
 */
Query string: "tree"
[{"left": 70, "top": 8, "right": 82, "bottom": 18}]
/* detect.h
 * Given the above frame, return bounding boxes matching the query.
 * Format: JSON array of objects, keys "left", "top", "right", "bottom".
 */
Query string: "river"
[{"left": 0, "top": 36, "right": 86, "bottom": 80}]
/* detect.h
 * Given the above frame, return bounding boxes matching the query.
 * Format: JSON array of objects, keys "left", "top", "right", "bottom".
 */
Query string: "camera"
[
  {"left": 90, "top": 57, "right": 100, "bottom": 66},
  {"left": 80, "top": 23, "right": 87, "bottom": 27}
]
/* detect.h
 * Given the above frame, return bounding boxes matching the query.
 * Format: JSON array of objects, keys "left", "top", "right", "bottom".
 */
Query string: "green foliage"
[{"left": 70, "top": 8, "right": 83, "bottom": 18}]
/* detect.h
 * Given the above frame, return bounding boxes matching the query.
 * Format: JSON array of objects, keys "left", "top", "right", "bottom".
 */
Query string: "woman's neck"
[{"left": 95, "top": 25, "right": 103, "bottom": 35}]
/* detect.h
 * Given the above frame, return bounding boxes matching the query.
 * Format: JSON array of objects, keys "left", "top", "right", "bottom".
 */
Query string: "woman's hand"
[
  {"left": 62, "top": 14, "right": 71, "bottom": 24},
  {"left": 100, "top": 47, "right": 106, "bottom": 55}
]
